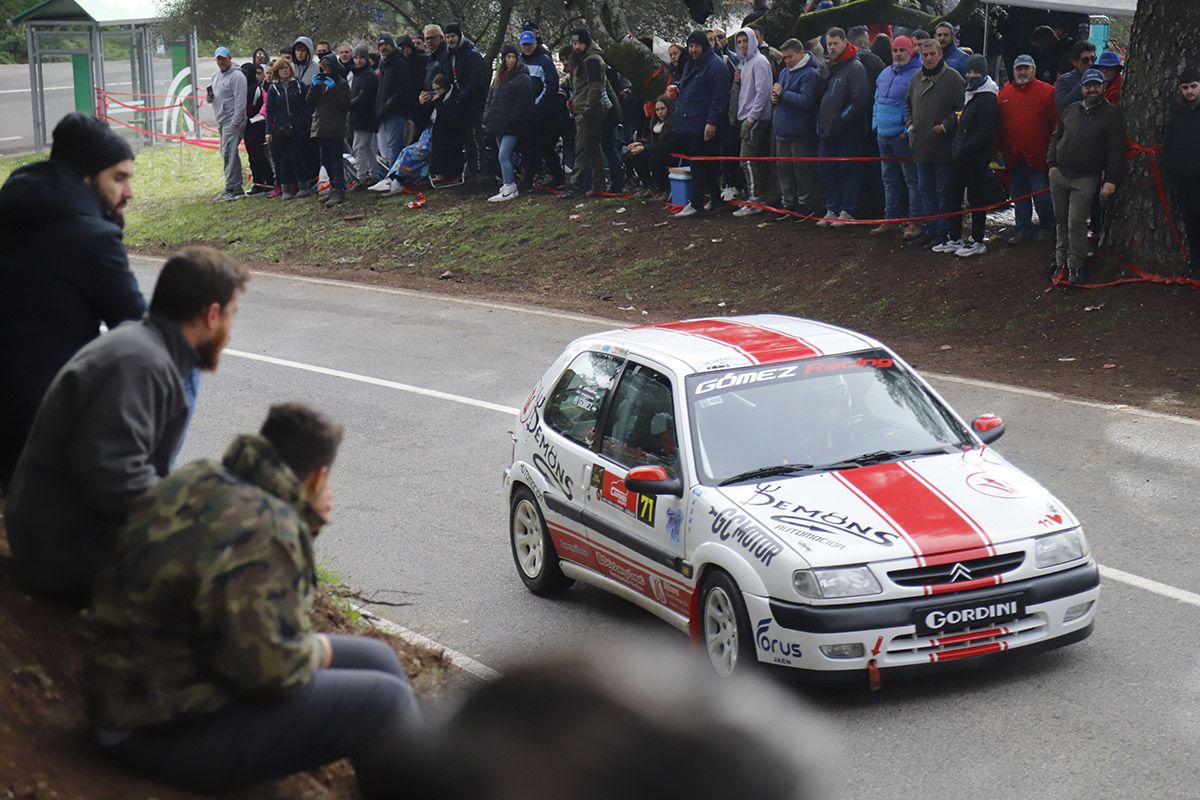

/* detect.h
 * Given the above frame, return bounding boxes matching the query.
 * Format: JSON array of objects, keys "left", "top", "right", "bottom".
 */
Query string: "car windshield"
[{"left": 685, "top": 350, "right": 974, "bottom": 485}]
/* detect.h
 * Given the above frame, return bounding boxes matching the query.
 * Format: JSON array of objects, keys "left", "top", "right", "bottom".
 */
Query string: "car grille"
[
  {"left": 886, "top": 613, "right": 1047, "bottom": 663},
  {"left": 889, "top": 551, "right": 1025, "bottom": 588}
]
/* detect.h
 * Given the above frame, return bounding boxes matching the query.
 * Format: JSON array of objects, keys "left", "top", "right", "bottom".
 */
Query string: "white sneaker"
[
  {"left": 673, "top": 205, "right": 698, "bottom": 218},
  {"left": 830, "top": 210, "right": 855, "bottom": 228},
  {"left": 384, "top": 180, "right": 407, "bottom": 196},
  {"left": 932, "top": 238, "right": 963, "bottom": 253},
  {"left": 955, "top": 238, "right": 988, "bottom": 257},
  {"left": 816, "top": 211, "right": 837, "bottom": 228},
  {"left": 213, "top": 191, "right": 244, "bottom": 203},
  {"left": 720, "top": 186, "right": 738, "bottom": 201},
  {"left": 368, "top": 177, "right": 393, "bottom": 192},
  {"left": 732, "top": 204, "right": 762, "bottom": 218},
  {"left": 488, "top": 183, "right": 519, "bottom": 202}
]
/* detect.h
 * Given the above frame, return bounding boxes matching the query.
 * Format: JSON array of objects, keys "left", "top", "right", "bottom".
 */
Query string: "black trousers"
[
  {"left": 520, "top": 117, "right": 563, "bottom": 187},
  {"left": 99, "top": 635, "right": 420, "bottom": 799},
  {"left": 243, "top": 120, "right": 274, "bottom": 189},
  {"left": 947, "top": 157, "right": 994, "bottom": 242},
  {"left": 1179, "top": 180, "right": 1200, "bottom": 270},
  {"left": 685, "top": 130, "right": 723, "bottom": 211}
]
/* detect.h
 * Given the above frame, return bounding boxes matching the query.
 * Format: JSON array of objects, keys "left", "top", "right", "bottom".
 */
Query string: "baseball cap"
[
  {"left": 518, "top": 30, "right": 537, "bottom": 45},
  {"left": 214, "top": 46, "right": 230, "bottom": 58},
  {"left": 1097, "top": 51, "right": 1122, "bottom": 68},
  {"left": 1081, "top": 68, "right": 1105, "bottom": 85},
  {"left": 1013, "top": 54, "right": 1035, "bottom": 68},
  {"left": 377, "top": 33, "right": 396, "bottom": 48}
]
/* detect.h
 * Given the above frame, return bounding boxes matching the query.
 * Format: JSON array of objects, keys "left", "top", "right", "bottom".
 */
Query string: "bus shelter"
[{"left": 12, "top": 0, "right": 198, "bottom": 150}]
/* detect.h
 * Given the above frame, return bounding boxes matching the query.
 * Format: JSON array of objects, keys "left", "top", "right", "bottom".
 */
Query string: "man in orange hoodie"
[{"left": 997, "top": 54, "right": 1059, "bottom": 246}]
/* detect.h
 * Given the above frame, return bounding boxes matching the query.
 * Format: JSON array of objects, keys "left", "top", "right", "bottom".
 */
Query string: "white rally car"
[{"left": 504, "top": 315, "right": 1098, "bottom": 685}]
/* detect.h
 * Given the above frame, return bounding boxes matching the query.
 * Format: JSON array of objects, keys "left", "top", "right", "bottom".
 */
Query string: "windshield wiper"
[
  {"left": 817, "top": 446, "right": 956, "bottom": 471},
  {"left": 718, "top": 464, "right": 816, "bottom": 486}
]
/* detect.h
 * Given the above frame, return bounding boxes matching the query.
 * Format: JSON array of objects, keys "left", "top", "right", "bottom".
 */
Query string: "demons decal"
[
  {"left": 524, "top": 392, "right": 575, "bottom": 500},
  {"left": 592, "top": 466, "right": 655, "bottom": 526},
  {"left": 748, "top": 484, "right": 895, "bottom": 548},
  {"left": 708, "top": 507, "right": 783, "bottom": 566}
]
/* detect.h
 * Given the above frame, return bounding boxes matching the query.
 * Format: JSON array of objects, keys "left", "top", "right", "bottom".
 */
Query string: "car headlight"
[
  {"left": 1035, "top": 528, "right": 1086, "bottom": 568},
  {"left": 793, "top": 566, "right": 882, "bottom": 599}
]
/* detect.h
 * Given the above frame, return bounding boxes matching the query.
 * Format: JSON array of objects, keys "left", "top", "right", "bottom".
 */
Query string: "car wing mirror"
[
  {"left": 973, "top": 414, "right": 1005, "bottom": 445},
  {"left": 624, "top": 465, "right": 684, "bottom": 498}
]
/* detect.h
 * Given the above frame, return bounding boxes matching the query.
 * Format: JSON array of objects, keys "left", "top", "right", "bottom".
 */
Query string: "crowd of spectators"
[{"left": 202, "top": 15, "right": 1193, "bottom": 277}]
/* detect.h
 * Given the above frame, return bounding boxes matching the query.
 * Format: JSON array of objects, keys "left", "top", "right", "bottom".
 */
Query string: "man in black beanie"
[
  {"left": 0, "top": 112, "right": 145, "bottom": 492},
  {"left": 1165, "top": 66, "right": 1200, "bottom": 279}
]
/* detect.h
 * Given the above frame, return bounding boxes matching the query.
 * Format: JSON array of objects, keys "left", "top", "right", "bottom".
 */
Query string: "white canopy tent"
[{"left": 987, "top": 0, "right": 1137, "bottom": 17}]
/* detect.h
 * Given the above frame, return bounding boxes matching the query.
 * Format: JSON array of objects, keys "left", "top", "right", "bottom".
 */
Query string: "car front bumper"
[{"left": 745, "top": 562, "right": 1099, "bottom": 680}]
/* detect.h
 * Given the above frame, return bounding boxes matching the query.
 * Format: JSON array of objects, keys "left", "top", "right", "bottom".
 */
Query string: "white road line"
[
  {"left": 0, "top": 136, "right": 22, "bottom": 142},
  {"left": 1100, "top": 566, "right": 1200, "bottom": 609},
  {"left": 0, "top": 79, "right": 134, "bottom": 95},
  {"left": 354, "top": 605, "right": 501, "bottom": 681},
  {"left": 228, "top": 346, "right": 1200, "bottom": 619},
  {"left": 224, "top": 349, "right": 520, "bottom": 415}
]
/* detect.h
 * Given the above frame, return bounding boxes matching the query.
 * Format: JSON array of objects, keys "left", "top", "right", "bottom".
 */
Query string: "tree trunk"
[
  {"left": 747, "top": 0, "right": 981, "bottom": 47},
  {"left": 606, "top": 40, "right": 671, "bottom": 99},
  {"left": 484, "top": 0, "right": 517, "bottom": 64},
  {"left": 1106, "top": 0, "right": 1199, "bottom": 271}
]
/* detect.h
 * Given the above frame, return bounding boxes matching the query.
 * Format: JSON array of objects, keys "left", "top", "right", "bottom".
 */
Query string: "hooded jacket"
[
  {"left": 84, "top": 434, "right": 325, "bottom": 729},
  {"left": 448, "top": 36, "right": 489, "bottom": 114},
  {"left": 952, "top": 76, "right": 999, "bottom": 162},
  {"left": 735, "top": 27, "right": 773, "bottom": 124},
  {"left": 996, "top": 77, "right": 1058, "bottom": 171},
  {"left": 0, "top": 159, "right": 145, "bottom": 488},
  {"left": 307, "top": 61, "right": 350, "bottom": 140},
  {"left": 773, "top": 52, "right": 823, "bottom": 140},
  {"left": 349, "top": 60, "right": 379, "bottom": 132},
  {"left": 5, "top": 314, "right": 198, "bottom": 601},
  {"left": 210, "top": 62, "right": 247, "bottom": 129},
  {"left": 817, "top": 42, "right": 870, "bottom": 140},
  {"left": 521, "top": 47, "right": 560, "bottom": 120},
  {"left": 483, "top": 59, "right": 533, "bottom": 136},
  {"left": 905, "top": 60, "right": 964, "bottom": 164},
  {"left": 376, "top": 46, "right": 413, "bottom": 120},
  {"left": 571, "top": 41, "right": 608, "bottom": 119},
  {"left": 291, "top": 36, "right": 316, "bottom": 84},
  {"left": 942, "top": 41, "right": 969, "bottom": 76},
  {"left": 675, "top": 35, "right": 733, "bottom": 137},
  {"left": 265, "top": 77, "right": 306, "bottom": 138},
  {"left": 873, "top": 54, "right": 920, "bottom": 137}
]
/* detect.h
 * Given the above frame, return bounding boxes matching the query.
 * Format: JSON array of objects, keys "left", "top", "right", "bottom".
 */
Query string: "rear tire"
[
  {"left": 700, "top": 570, "right": 757, "bottom": 677},
  {"left": 509, "top": 487, "right": 572, "bottom": 596}
]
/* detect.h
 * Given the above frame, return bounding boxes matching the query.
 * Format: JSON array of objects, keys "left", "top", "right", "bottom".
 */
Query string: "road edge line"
[
  {"left": 1099, "top": 565, "right": 1200, "bottom": 609},
  {"left": 353, "top": 603, "right": 502, "bottom": 682}
]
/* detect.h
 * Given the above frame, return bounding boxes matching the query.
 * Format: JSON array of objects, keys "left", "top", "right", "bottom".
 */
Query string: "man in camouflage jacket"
[{"left": 84, "top": 403, "right": 419, "bottom": 798}]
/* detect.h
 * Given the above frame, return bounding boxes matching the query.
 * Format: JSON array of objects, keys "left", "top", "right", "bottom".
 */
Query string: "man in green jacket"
[
  {"left": 565, "top": 28, "right": 609, "bottom": 196},
  {"left": 905, "top": 39, "right": 964, "bottom": 249},
  {"left": 84, "top": 403, "right": 419, "bottom": 798}
]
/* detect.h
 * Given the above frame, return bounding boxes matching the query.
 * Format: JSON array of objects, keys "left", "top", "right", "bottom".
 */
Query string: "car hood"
[{"left": 716, "top": 449, "right": 1076, "bottom": 569}]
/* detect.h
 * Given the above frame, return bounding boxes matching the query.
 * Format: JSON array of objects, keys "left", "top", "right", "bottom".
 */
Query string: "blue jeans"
[
  {"left": 378, "top": 115, "right": 408, "bottom": 168},
  {"left": 497, "top": 134, "right": 519, "bottom": 186},
  {"left": 1009, "top": 162, "right": 1055, "bottom": 235},
  {"left": 318, "top": 138, "right": 344, "bottom": 190},
  {"left": 916, "top": 161, "right": 953, "bottom": 237},
  {"left": 877, "top": 134, "right": 920, "bottom": 221},
  {"left": 817, "top": 137, "right": 862, "bottom": 216}
]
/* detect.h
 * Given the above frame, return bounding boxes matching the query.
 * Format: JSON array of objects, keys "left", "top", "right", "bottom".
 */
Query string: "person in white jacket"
[{"left": 209, "top": 46, "right": 247, "bottom": 202}]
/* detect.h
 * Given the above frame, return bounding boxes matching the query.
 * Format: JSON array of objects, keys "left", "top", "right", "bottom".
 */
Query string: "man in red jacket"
[{"left": 997, "top": 54, "right": 1059, "bottom": 246}]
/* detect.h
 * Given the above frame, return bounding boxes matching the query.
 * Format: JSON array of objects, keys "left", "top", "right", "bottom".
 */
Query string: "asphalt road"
[
  {"left": 0, "top": 57, "right": 222, "bottom": 153},
  {"left": 130, "top": 257, "right": 1198, "bottom": 799}
]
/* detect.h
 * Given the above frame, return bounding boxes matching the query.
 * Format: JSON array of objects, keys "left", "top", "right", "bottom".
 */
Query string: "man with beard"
[
  {"left": 997, "top": 54, "right": 1058, "bottom": 246},
  {"left": 375, "top": 33, "right": 413, "bottom": 169},
  {"left": 444, "top": 24, "right": 489, "bottom": 180},
  {"left": 1047, "top": 69, "right": 1123, "bottom": 284},
  {"left": 0, "top": 112, "right": 143, "bottom": 491},
  {"left": 4, "top": 247, "right": 247, "bottom": 604},
  {"left": 1165, "top": 67, "right": 1200, "bottom": 280},
  {"left": 562, "top": 28, "right": 609, "bottom": 197}
]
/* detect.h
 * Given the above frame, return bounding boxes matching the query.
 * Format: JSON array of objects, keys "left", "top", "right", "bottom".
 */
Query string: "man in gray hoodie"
[
  {"left": 732, "top": 26, "right": 775, "bottom": 218},
  {"left": 209, "top": 47, "right": 246, "bottom": 202},
  {"left": 291, "top": 36, "right": 319, "bottom": 187}
]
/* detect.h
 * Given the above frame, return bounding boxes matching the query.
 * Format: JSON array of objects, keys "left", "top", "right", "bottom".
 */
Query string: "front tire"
[
  {"left": 509, "top": 487, "right": 573, "bottom": 596},
  {"left": 700, "top": 570, "right": 757, "bottom": 677}
]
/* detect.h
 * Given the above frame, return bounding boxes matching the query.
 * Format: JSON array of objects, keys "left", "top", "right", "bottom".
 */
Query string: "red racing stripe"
[
  {"left": 930, "top": 641, "right": 1008, "bottom": 663},
  {"left": 650, "top": 319, "right": 822, "bottom": 364},
  {"left": 834, "top": 462, "right": 994, "bottom": 567}
]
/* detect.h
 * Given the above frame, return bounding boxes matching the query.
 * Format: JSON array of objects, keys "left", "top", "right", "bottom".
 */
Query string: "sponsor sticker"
[
  {"left": 915, "top": 593, "right": 1025, "bottom": 635},
  {"left": 593, "top": 466, "right": 655, "bottom": 527},
  {"left": 966, "top": 471, "right": 1025, "bottom": 499}
]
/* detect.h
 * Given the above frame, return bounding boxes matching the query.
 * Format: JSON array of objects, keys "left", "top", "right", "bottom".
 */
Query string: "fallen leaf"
[
  {"left": 618, "top": 305, "right": 635, "bottom": 311},
  {"left": 438, "top": 270, "right": 453, "bottom": 280},
  {"left": 939, "top": 345, "right": 953, "bottom": 351},
  {"left": 1084, "top": 303, "right": 1104, "bottom": 312},
  {"left": 612, "top": 221, "right": 626, "bottom": 226},
  {"left": 568, "top": 214, "right": 581, "bottom": 220},
  {"left": 717, "top": 301, "right": 727, "bottom": 307},
  {"left": 1103, "top": 363, "right": 1117, "bottom": 369},
  {"left": 1058, "top": 357, "right": 1077, "bottom": 362},
  {"left": 616, "top": 207, "right": 627, "bottom": 213},
  {"left": 653, "top": 221, "right": 669, "bottom": 227},
  {"left": 711, "top": 238, "right": 724, "bottom": 243},
  {"left": 684, "top": 243, "right": 696, "bottom": 250}
]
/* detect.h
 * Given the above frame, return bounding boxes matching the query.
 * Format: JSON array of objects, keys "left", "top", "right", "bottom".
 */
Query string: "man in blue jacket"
[
  {"left": 445, "top": 24, "right": 489, "bottom": 179},
  {"left": 872, "top": 35, "right": 922, "bottom": 237},
  {"left": 771, "top": 38, "right": 825, "bottom": 221},
  {"left": 1054, "top": 40, "right": 1097, "bottom": 112},
  {"left": 519, "top": 29, "right": 564, "bottom": 190},
  {"left": 934, "top": 22, "right": 969, "bottom": 77},
  {"left": 673, "top": 30, "right": 733, "bottom": 218}
]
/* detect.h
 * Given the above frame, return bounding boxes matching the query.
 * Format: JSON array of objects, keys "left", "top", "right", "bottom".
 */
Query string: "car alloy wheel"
[
  {"left": 509, "top": 487, "right": 573, "bottom": 596},
  {"left": 701, "top": 570, "right": 755, "bottom": 678}
]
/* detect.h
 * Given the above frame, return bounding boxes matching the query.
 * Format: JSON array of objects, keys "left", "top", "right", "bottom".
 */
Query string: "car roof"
[{"left": 586, "top": 315, "right": 885, "bottom": 374}]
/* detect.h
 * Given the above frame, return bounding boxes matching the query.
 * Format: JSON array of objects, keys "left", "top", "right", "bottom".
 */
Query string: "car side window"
[
  {"left": 600, "top": 363, "right": 678, "bottom": 477},
  {"left": 543, "top": 352, "right": 623, "bottom": 447}
]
